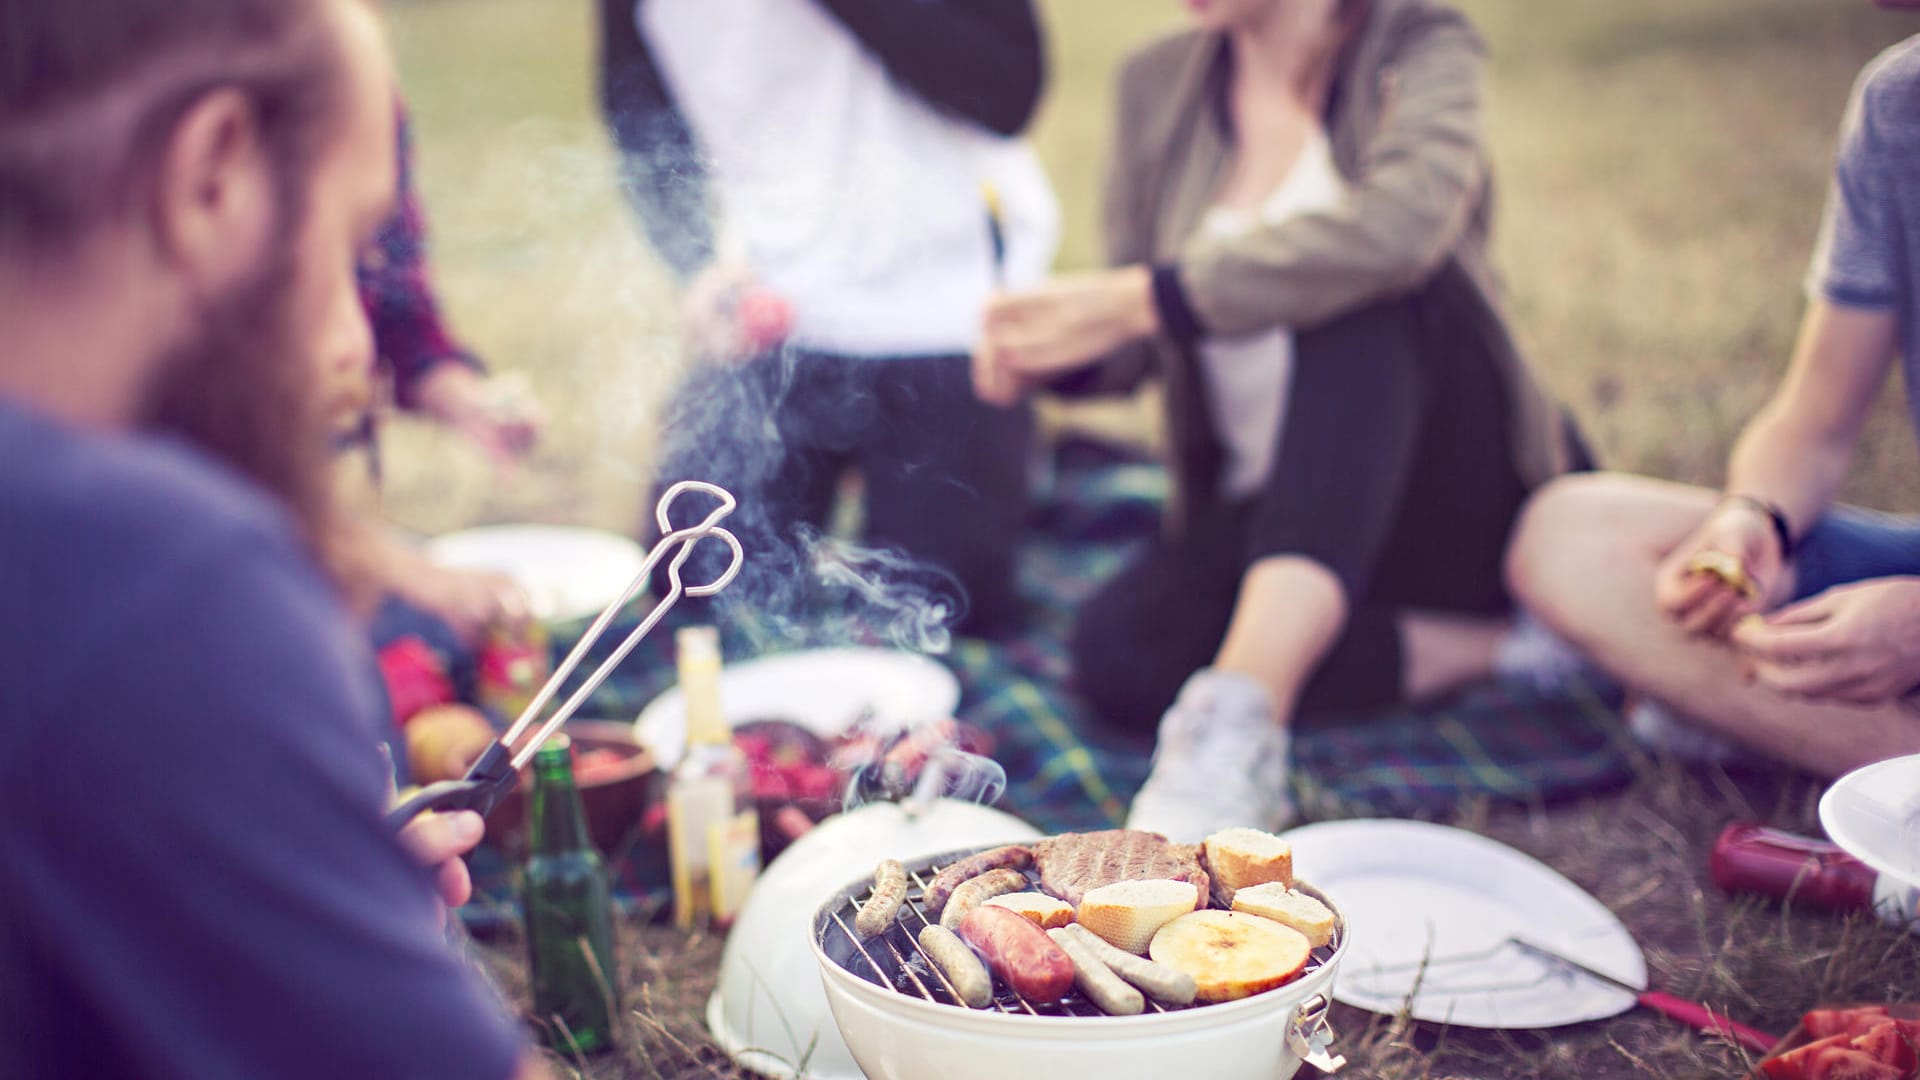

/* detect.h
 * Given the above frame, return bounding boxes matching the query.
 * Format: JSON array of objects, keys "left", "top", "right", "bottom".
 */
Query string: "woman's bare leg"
[
  {"left": 1213, "top": 555, "right": 1348, "bottom": 722},
  {"left": 1507, "top": 472, "right": 1920, "bottom": 776}
]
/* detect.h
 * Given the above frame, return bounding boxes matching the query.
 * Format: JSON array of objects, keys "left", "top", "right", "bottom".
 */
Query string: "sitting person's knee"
[{"left": 1506, "top": 473, "right": 1650, "bottom": 603}]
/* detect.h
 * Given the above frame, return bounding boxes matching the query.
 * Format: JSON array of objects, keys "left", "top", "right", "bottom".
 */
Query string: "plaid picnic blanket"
[{"left": 555, "top": 439, "right": 1634, "bottom": 836}]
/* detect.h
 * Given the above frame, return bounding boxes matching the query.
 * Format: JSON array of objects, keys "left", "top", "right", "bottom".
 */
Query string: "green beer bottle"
[{"left": 524, "top": 735, "right": 621, "bottom": 1055}]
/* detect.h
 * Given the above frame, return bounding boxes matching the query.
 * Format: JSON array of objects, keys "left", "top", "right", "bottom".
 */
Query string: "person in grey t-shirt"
[{"left": 1504, "top": 24, "right": 1920, "bottom": 778}]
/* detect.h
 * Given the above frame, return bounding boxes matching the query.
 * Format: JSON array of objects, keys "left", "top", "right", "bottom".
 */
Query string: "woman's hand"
[
  {"left": 1732, "top": 577, "right": 1920, "bottom": 704},
  {"left": 683, "top": 260, "right": 792, "bottom": 364},
  {"left": 397, "top": 809, "right": 485, "bottom": 912},
  {"left": 415, "top": 365, "right": 544, "bottom": 466},
  {"left": 1653, "top": 498, "right": 1787, "bottom": 638},
  {"left": 973, "top": 265, "right": 1158, "bottom": 404}
]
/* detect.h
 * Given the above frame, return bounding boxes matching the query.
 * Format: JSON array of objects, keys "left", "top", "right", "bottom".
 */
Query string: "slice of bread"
[
  {"left": 1229, "top": 883, "right": 1335, "bottom": 948},
  {"left": 1204, "top": 827, "right": 1294, "bottom": 900},
  {"left": 1076, "top": 879, "right": 1201, "bottom": 955},
  {"left": 984, "top": 891, "right": 1076, "bottom": 930}
]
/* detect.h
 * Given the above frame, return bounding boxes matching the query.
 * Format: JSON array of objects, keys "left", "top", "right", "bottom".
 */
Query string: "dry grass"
[
  {"left": 467, "top": 758, "right": 1920, "bottom": 1080},
  {"left": 385, "top": 1, "right": 1920, "bottom": 1075}
]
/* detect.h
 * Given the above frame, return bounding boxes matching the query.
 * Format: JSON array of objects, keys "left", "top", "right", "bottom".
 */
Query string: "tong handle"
[{"left": 383, "top": 742, "right": 518, "bottom": 833}]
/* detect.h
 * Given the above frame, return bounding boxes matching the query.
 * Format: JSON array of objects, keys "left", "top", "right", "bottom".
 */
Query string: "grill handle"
[{"left": 1286, "top": 993, "right": 1346, "bottom": 1074}]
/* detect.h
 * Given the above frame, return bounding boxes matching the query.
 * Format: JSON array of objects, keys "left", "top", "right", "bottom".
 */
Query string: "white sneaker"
[
  {"left": 1494, "top": 611, "right": 1594, "bottom": 694},
  {"left": 1125, "top": 669, "right": 1294, "bottom": 843},
  {"left": 1626, "top": 697, "right": 1746, "bottom": 765}
]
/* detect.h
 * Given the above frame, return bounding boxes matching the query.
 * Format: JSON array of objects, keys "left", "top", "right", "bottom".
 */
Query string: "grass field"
[{"left": 377, "top": 2, "right": 1920, "bottom": 1077}]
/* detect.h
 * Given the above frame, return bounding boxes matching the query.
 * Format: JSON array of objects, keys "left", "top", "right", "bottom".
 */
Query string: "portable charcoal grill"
[{"left": 807, "top": 845, "right": 1349, "bottom": 1080}]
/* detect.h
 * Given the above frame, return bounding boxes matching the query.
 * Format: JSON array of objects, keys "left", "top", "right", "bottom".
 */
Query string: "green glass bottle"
[{"left": 524, "top": 735, "right": 620, "bottom": 1055}]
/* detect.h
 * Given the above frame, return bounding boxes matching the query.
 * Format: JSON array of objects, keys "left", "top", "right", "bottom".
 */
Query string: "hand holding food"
[
  {"left": 1655, "top": 496, "right": 1788, "bottom": 637},
  {"left": 1732, "top": 577, "right": 1920, "bottom": 703}
]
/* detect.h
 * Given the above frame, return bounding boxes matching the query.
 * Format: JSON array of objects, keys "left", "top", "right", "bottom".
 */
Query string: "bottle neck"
[{"left": 530, "top": 747, "right": 593, "bottom": 855}]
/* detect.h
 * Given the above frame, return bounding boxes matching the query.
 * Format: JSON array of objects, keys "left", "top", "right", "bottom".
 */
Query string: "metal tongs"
[{"left": 383, "top": 481, "right": 745, "bottom": 832}]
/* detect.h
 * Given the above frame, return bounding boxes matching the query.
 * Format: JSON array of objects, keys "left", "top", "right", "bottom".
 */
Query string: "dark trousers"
[
  {"left": 654, "top": 351, "right": 1032, "bottom": 637},
  {"left": 1071, "top": 292, "right": 1536, "bottom": 733}
]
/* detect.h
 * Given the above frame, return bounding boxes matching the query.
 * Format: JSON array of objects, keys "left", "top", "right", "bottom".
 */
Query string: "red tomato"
[
  {"left": 1766, "top": 1036, "right": 1860, "bottom": 1080},
  {"left": 1808, "top": 1008, "right": 1898, "bottom": 1041},
  {"left": 1805, "top": 1047, "right": 1903, "bottom": 1080},
  {"left": 1849, "top": 1020, "right": 1918, "bottom": 1074}
]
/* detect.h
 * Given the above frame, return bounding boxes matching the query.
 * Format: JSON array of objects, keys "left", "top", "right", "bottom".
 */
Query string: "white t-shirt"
[
  {"left": 1196, "top": 133, "right": 1347, "bottom": 498},
  {"left": 639, "top": 0, "right": 1060, "bottom": 357}
]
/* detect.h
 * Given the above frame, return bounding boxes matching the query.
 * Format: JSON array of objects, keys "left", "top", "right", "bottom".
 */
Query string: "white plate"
[
  {"left": 634, "top": 647, "right": 960, "bottom": 770},
  {"left": 1821, "top": 752, "right": 1920, "bottom": 890},
  {"left": 1286, "top": 819, "right": 1644, "bottom": 1029},
  {"left": 425, "top": 525, "right": 647, "bottom": 624}
]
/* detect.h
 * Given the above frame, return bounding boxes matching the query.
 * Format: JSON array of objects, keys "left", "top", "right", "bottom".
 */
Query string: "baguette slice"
[
  {"left": 1229, "top": 883, "right": 1335, "bottom": 948},
  {"left": 984, "top": 891, "right": 1076, "bottom": 930},
  {"left": 1203, "top": 827, "right": 1294, "bottom": 900},
  {"left": 1148, "top": 909, "right": 1311, "bottom": 1003},
  {"left": 1076, "top": 879, "right": 1200, "bottom": 955}
]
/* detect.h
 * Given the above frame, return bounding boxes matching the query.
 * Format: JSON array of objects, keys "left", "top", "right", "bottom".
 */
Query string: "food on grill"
[
  {"left": 1148, "top": 910, "right": 1312, "bottom": 1003},
  {"left": 1229, "top": 884, "right": 1335, "bottom": 948},
  {"left": 1203, "top": 828, "right": 1294, "bottom": 902},
  {"left": 1048, "top": 926, "right": 1145, "bottom": 1016},
  {"left": 1076, "top": 879, "right": 1201, "bottom": 955},
  {"left": 939, "top": 868, "right": 1032, "bottom": 930},
  {"left": 958, "top": 906, "right": 1076, "bottom": 1004},
  {"left": 1032, "top": 830, "right": 1209, "bottom": 907},
  {"left": 984, "top": 892, "right": 1075, "bottom": 930},
  {"left": 1686, "top": 549, "right": 1759, "bottom": 599},
  {"left": 1055, "top": 924, "right": 1198, "bottom": 1005},
  {"left": 918, "top": 924, "right": 995, "bottom": 1009},
  {"left": 855, "top": 859, "right": 908, "bottom": 939},
  {"left": 925, "top": 845, "right": 1035, "bottom": 918}
]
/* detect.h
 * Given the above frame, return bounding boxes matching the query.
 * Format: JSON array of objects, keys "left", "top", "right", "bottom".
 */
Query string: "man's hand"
[
  {"left": 1733, "top": 577, "right": 1920, "bottom": 704},
  {"left": 393, "top": 561, "right": 531, "bottom": 646},
  {"left": 1653, "top": 498, "right": 1787, "bottom": 638},
  {"left": 973, "top": 265, "right": 1156, "bottom": 404},
  {"left": 415, "top": 365, "right": 544, "bottom": 466},
  {"left": 397, "top": 809, "right": 485, "bottom": 910}
]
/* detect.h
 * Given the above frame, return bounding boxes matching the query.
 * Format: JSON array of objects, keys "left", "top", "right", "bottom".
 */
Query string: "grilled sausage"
[
  {"left": 854, "top": 859, "right": 907, "bottom": 939},
  {"left": 1048, "top": 926, "right": 1144, "bottom": 1016},
  {"left": 1059, "top": 923, "right": 1198, "bottom": 1005},
  {"left": 958, "top": 906, "right": 1075, "bottom": 1004},
  {"left": 938, "top": 868, "right": 1029, "bottom": 930},
  {"left": 924, "top": 845, "right": 1034, "bottom": 918},
  {"left": 918, "top": 925, "right": 995, "bottom": 1008}
]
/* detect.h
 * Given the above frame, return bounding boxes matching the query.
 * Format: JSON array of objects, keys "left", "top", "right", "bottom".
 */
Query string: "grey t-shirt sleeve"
[
  {"left": 1809, "top": 58, "right": 1902, "bottom": 311},
  {"left": 17, "top": 526, "right": 526, "bottom": 1080}
]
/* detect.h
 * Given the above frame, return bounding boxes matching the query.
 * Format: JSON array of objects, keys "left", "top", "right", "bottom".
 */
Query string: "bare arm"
[{"left": 1725, "top": 300, "right": 1898, "bottom": 535}]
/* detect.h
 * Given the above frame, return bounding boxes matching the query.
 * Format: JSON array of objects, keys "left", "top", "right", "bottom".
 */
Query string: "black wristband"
[
  {"left": 1149, "top": 263, "right": 1205, "bottom": 345},
  {"left": 1724, "top": 494, "right": 1796, "bottom": 560}
]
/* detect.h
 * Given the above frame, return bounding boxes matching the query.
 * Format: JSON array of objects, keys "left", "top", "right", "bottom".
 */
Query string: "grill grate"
[{"left": 818, "top": 853, "right": 1340, "bottom": 1019}]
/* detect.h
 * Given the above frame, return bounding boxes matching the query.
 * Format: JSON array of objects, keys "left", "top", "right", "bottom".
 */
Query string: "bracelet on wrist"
[{"left": 1722, "top": 493, "right": 1796, "bottom": 560}]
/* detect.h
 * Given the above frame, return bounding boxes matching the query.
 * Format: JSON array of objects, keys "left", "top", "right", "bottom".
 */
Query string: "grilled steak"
[{"left": 1032, "top": 830, "right": 1209, "bottom": 907}]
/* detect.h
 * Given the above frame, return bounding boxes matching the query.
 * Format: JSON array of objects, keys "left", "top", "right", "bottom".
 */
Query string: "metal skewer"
[{"left": 383, "top": 480, "right": 745, "bottom": 832}]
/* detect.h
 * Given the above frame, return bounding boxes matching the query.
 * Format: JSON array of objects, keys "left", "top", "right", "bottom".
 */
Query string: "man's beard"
[{"left": 139, "top": 246, "right": 340, "bottom": 582}]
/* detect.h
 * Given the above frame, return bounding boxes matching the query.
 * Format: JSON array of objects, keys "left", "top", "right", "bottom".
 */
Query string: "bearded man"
[{"left": 0, "top": 2, "right": 546, "bottom": 1076}]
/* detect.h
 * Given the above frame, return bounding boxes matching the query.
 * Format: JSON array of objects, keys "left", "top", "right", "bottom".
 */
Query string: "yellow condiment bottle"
[{"left": 664, "top": 627, "right": 761, "bottom": 929}]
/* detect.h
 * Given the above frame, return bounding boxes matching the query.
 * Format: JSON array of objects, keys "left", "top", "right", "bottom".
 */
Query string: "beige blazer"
[{"left": 1090, "top": 0, "right": 1576, "bottom": 531}]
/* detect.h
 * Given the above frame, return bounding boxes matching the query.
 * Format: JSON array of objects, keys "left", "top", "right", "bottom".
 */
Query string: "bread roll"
[
  {"left": 1230, "top": 883, "right": 1335, "bottom": 948},
  {"left": 1076, "top": 879, "right": 1200, "bottom": 955},
  {"left": 1203, "top": 827, "right": 1294, "bottom": 900},
  {"left": 983, "top": 892, "right": 1075, "bottom": 930}
]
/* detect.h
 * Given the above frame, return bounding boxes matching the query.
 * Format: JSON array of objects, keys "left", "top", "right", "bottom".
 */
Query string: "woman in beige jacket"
[{"left": 975, "top": 0, "right": 1587, "bottom": 839}]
